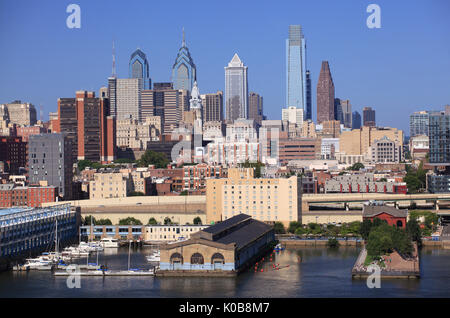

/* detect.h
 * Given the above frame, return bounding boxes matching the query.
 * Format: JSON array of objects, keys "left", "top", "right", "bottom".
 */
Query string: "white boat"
[
  {"left": 146, "top": 250, "right": 160, "bottom": 262},
  {"left": 100, "top": 237, "right": 119, "bottom": 248}
]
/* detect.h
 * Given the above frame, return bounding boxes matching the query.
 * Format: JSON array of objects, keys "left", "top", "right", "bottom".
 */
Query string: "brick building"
[{"left": 362, "top": 205, "right": 407, "bottom": 228}]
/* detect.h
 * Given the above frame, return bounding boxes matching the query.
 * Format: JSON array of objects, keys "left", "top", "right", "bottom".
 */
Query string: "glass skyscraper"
[
  {"left": 172, "top": 29, "right": 196, "bottom": 92},
  {"left": 286, "top": 25, "right": 308, "bottom": 117},
  {"left": 429, "top": 112, "right": 450, "bottom": 164},
  {"left": 225, "top": 53, "right": 248, "bottom": 121},
  {"left": 409, "top": 111, "right": 430, "bottom": 137},
  {"left": 129, "top": 48, "right": 151, "bottom": 90}
]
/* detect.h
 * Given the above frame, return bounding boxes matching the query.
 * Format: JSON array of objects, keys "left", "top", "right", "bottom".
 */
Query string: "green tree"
[
  {"left": 77, "top": 160, "right": 93, "bottom": 171},
  {"left": 406, "top": 218, "right": 421, "bottom": 243},
  {"left": 288, "top": 221, "right": 302, "bottom": 233},
  {"left": 273, "top": 222, "right": 286, "bottom": 234},
  {"left": 118, "top": 217, "right": 143, "bottom": 225},
  {"left": 180, "top": 190, "right": 189, "bottom": 196},
  {"left": 129, "top": 191, "right": 145, "bottom": 196},
  {"left": 349, "top": 162, "right": 365, "bottom": 171},
  {"left": 193, "top": 217, "right": 202, "bottom": 225},
  {"left": 96, "top": 218, "right": 112, "bottom": 225},
  {"left": 138, "top": 150, "right": 170, "bottom": 168},
  {"left": 239, "top": 160, "right": 265, "bottom": 178},
  {"left": 83, "top": 215, "right": 96, "bottom": 226},
  {"left": 164, "top": 217, "right": 172, "bottom": 225},
  {"left": 114, "top": 158, "right": 135, "bottom": 164},
  {"left": 148, "top": 217, "right": 158, "bottom": 225},
  {"left": 327, "top": 238, "right": 340, "bottom": 248},
  {"left": 294, "top": 226, "right": 307, "bottom": 235}
]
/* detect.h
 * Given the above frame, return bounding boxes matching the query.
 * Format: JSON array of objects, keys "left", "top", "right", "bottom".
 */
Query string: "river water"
[{"left": 0, "top": 246, "right": 449, "bottom": 297}]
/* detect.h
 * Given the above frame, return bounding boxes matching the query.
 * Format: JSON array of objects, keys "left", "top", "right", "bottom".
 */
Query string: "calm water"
[{"left": 1, "top": 246, "right": 450, "bottom": 297}]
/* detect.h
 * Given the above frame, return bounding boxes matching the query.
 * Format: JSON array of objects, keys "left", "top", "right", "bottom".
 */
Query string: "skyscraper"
[
  {"left": 129, "top": 48, "right": 151, "bottom": 90},
  {"left": 429, "top": 112, "right": 450, "bottom": 164},
  {"left": 225, "top": 53, "right": 248, "bottom": 121},
  {"left": 363, "top": 107, "right": 376, "bottom": 127},
  {"left": 200, "top": 91, "right": 223, "bottom": 122},
  {"left": 108, "top": 78, "right": 142, "bottom": 121},
  {"left": 352, "top": 111, "right": 361, "bottom": 129},
  {"left": 410, "top": 111, "right": 430, "bottom": 137},
  {"left": 286, "top": 25, "right": 307, "bottom": 111},
  {"left": 316, "top": 61, "right": 335, "bottom": 124},
  {"left": 305, "top": 70, "right": 312, "bottom": 120},
  {"left": 172, "top": 29, "right": 197, "bottom": 92},
  {"left": 248, "top": 92, "right": 263, "bottom": 125},
  {"left": 340, "top": 99, "right": 352, "bottom": 128},
  {"left": 55, "top": 91, "right": 115, "bottom": 163},
  {"left": 334, "top": 98, "right": 343, "bottom": 123}
]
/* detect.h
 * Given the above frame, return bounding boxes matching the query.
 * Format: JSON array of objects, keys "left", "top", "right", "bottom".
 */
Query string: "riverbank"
[
  {"left": 280, "top": 238, "right": 362, "bottom": 247},
  {"left": 352, "top": 243, "right": 420, "bottom": 279}
]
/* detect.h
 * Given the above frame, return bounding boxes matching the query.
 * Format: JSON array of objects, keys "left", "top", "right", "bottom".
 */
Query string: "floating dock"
[{"left": 53, "top": 269, "right": 154, "bottom": 276}]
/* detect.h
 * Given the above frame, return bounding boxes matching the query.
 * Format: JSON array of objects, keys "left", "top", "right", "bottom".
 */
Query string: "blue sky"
[{"left": 0, "top": 0, "right": 449, "bottom": 134}]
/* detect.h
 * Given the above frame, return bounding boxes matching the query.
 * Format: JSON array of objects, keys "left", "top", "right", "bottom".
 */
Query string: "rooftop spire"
[
  {"left": 112, "top": 40, "right": 116, "bottom": 77},
  {"left": 182, "top": 27, "right": 186, "bottom": 47}
]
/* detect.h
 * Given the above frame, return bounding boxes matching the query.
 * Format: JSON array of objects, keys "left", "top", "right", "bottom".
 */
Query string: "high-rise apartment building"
[
  {"left": 200, "top": 91, "right": 223, "bottom": 122},
  {"left": 55, "top": 91, "right": 115, "bottom": 163},
  {"left": 352, "top": 111, "right": 361, "bottom": 129},
  {"left": 206, "top": 168, "right": 302, "bottom": 226},
  {"left": 129, "top": 48, "right": 151, "bottom": 90},
  {"left": 171, "top": 29, "right": 196, "bottom": 92},
  {"left": 410, "top": 111, "right": 430, "bottom": 137},
  {"left": 225, "top": 53, "right": 248, "bottom": 121},
  {"left": 316, "top": 61, "right": 335, "bottom": 124},
  {"left": 428, "top": 112, "right": 450, "bottom": 164},
  {"left": 248, "top": 92, "right": 263, "bottom": 125},
  {"left": 28, "top": 133, "right": 73, "bottom": 200},
  {"left": 363, "top": 107, "right": 376, "bottom": 127},
  {"left": 116, "top": 78, "right": 142, "bottom": 121},
  {"left": 0, "top": 101, "right": 37, "bottom": 127}
]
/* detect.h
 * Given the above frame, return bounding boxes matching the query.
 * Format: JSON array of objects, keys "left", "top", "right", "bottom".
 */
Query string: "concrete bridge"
[{"left": 302, "top": 193, "right": 450, "bottom": 211}]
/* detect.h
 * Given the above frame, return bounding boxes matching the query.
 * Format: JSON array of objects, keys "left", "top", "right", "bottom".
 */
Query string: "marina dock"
[{"left": 53, "top": 269, "right": 154, "bottom": 276}]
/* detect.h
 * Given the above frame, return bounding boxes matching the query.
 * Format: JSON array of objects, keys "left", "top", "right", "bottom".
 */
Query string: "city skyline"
[{"left": 0, "top": 0, "right": 449, "bottom": 133}]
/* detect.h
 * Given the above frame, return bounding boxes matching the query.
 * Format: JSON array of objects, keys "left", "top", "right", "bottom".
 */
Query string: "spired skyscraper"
[
  {"left": 225, "top": 53, "right": 248, "bottom": 121},
  {"left": 172, "top": 29, "right": 197, "bottom": 92},
  {"left": 129, "top": 48, "right": 151, "bottom": 90},
  {"left": 286, "top": 25, "right": 311, "bottom": 120},
  {"left": 316, "top": 61, "right": 335, "bottom": 124}
]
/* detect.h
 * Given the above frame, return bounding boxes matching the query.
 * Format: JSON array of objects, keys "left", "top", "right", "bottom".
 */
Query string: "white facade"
[
  {"left": 282, "top": 106, "right": 304, "bottom": 125},
  {"left": 116, "top": 78, "right": 142, "bottom": 121}
]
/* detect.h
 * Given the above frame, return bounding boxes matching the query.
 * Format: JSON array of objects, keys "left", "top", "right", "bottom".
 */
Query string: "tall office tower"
[
  {"left": 363, "top": 107, "right": 376, "bottom": 127},
  {"left": 282, "top": 106, "right": 304, "bottom": 125},
  {"left": 286, "top": 25, "right": 307, "bottom": 111},
  {"left": 141, "top": 84, "right": 182, "bottom": 135},
  {"left": 352, "top": 111, "right": 361, "bottom": 129},
  {"left": 305, "top": 70, "right": 312, "bottom": 120},
  {"left": 334, "top": 98, "right": 343, "bottom": 123},
  {"left": 28, "top": 133, "right": 73, "bottom": 200},
  {"left": 107, "top": 77, "right": 117, "bottom": 116},
  {"left": 225, "top": 53, "right": 248, "bottom": 121},
  {"left": 429, "top": 113, "right": 450, "bottom": 164},
  {"left": 0, "top": 101, "right": 37, "bottom": 126},
  {"left": 115, "top": 78, "right": 142, "bottom": 121},
  {"left": 316, "top": 61, "right": 335, "bottom": 124},
  {"left": 248, "top": 92, "right": 264, "bottom": 125},
  {"left": 200, "top": 91, "right": 223, "bottom": 122},
  {"left": 55, "top": 91, "right": 115, "bottom": 163},
  {"left": 410, "top": 111, "right": 430, "bottom": 137},
  {"left": 129, "top": 48, "right": 151, "bottom": 90},
  {"left": 172, "top": 29, "right": 196, "bottom": 92},
  {"left": 340, "top": 99, "right": 352, "bottom": 128}
]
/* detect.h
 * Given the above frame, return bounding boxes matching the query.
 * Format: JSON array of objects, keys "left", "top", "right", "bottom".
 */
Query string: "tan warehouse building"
[{"left": 206, "top": 168, "right": 302, "bottom": 226}]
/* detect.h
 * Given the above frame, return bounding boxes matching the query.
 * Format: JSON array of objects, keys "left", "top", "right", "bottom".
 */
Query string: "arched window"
[
  {"left": 211, "top": 253, "right": 225, "bottom": 264},
  {"left": 396, "top": 220, "right": 403, "bottom": 227},
  {"left": 191, "top": 253, "right": 204, "bottom": 264},
  {"left": 170, "top": 252, "right": 183, "bottom": 264}
]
